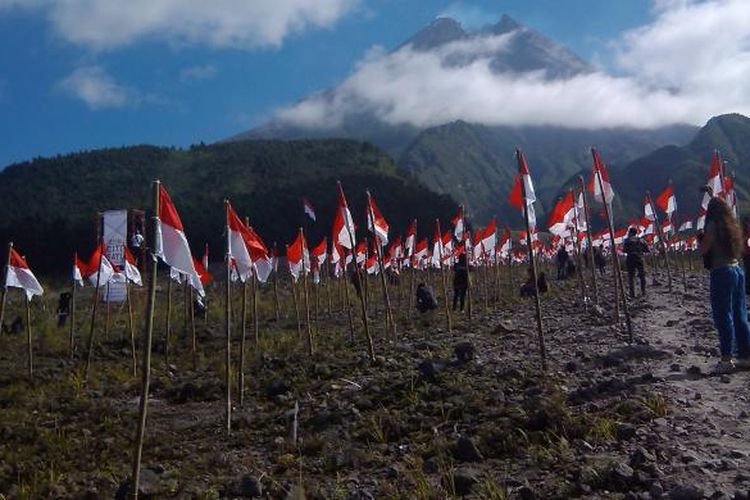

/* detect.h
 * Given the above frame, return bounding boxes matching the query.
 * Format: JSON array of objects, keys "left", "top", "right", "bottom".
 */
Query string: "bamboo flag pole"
[
  {"left": 104, "top": 283, "right": 111, "bottom": 340},
  {"left": 131, "top": 179, "right": 161, "bottom": 499},
  {"left": 341, "top": 194, "right": 374, "bottom": 362},
  {"left": 516, "top": 149, "right": 547, "bottom": 371},
  {"left": 223, "top": 200, "right": 233, "bottom": 435},
  {"left": 366, "top": 190, "right": 396, "bottom": 340},
  {"left": 272, "top": 243, "right": 281, "bottom": 321},
  {"left": 25, "top": 293, "right": 32, "bottom": 379},
  {"left": 646, "top": 191, "right": 673, "bottom": 293},
  {"left": 435, "top": 219, "right": 452, "bottom": 333},
  {"left": 592, "top": 149, "right": 632, "bottom": 342},
  {"left": 570, "top": 188, "right": 588, "bottom": 308},
  {"left": 407, "top": 219, "right": 417, "bottom": 323},
  {"left": 300, "top": 228, "right": 314, "bottom": 356},
  {"left": 126, "top": 280, "right": 137, "bottom": 377},
  {"left": 189, "top": 287, "right": 197, "bottom": 369},
  {"left": 164, "top": 275, "right": 172, "bottom": 366},
  {"left": 578, "top": 176, "right": 599, "bottom": 306},
  {"left": 251, "top": 274, "right": 259, "bottom": 345},
  {"left": 69, "top": 253, "right": 77, "bottom": 358},
  {"left": 84, "top": 239, "right": 105, "bottom": 382},
  {"left": 0, "top": 242, "right": 11, "bottom": 337},
  {"left": 342, "top": 260, "right": 355, "bottom": 344},
  {"left": 239, "top": 278, "right": 248, "bottom": 408}
]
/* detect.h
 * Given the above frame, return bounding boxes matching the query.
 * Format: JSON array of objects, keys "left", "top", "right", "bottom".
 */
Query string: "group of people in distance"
[{"left": 414, "top": 195, "right": 750, "bottom": 375}]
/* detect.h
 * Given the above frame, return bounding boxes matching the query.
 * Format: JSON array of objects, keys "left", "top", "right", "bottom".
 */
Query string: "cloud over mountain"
[{"left": 274, "top": 0, "right": 750, "bottom": 130}]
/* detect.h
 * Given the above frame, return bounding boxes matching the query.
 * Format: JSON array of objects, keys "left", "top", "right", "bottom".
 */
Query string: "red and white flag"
[
  {"left": 84, "top": 243, "right": 116, "bottom": 287},
  {"left": 366, "top": 192, "right": 389, "bottom": 246},
  {"left": 123, "top": 246, "right": 142, "bottom": 286},
  {"left": 155, "top": 185, "right": 204, "bottom": 296},
  {"left": 509, "top": 149, "right": 537, "bottom": 229},
  {"left": 311, "top": 237, "right": 328, "bottom": 269},
  {"left": 479, "top": 218, "right": 497, "bottom": 255},
  {"left": 589, "top": 148, "right": 615, "bottom": 205},
  {"left": 452, "top": 207, "right": 464, "bottom": 241},
  {"left": 333, "top": 182, "right": 357, "bottom": 250},
  {"left": 678, "top": 218, "right": 693, "bottom": 232},
  {"left": 202, "top": 243, "right": 209, "bottom": 272},
  {"left": 302, "top": 197, "right": 317, "bottom": 222},
  {"left": 643, "top": 196, "right": 656, "bottom": 221},
  {"left": 192, "top": 255, "right": 212, "bottom": 285},
  {"left": 724, "top": 173, "right": 737, "bottom": 216},
  {"left": 655, "top": 183, "right": 677, "bottom": 217},
  {"left": 5, "top": 247, "right": 43, "bottom": 299},
  {"left": 226, "top": 202, "right": 270, "bottom": 282},
  {"left": 547, "top": 191, "right": 575, "bottom": 236},
  {"left": 404, "top": 220, "right": 417, "bottom": 257},
  {"left": 287, "top": 230, "right": 310, "bottom": 282},
  {"left": 413, "top": 239, "right": 428, "bottom": 267},
  {"left": 73, "top": 252, "right": 85, "bottom": 287},
  {"left": 499, "top": 227, "right": 512, "bottom": 258}
]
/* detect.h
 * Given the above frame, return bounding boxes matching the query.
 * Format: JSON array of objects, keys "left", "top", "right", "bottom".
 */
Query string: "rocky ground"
[{"left": 1, "top": 265, "right": 749, "bottom": 499}]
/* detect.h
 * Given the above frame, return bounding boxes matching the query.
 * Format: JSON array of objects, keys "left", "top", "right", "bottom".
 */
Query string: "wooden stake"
[
  {"left": 272, "top": 244, "right": 281, "bottom": 321},
  {"left": 517, "top": 150, "right": 547, "bottom": 371},
  {"left": 224, "top": 200, "right": 233, "bottom": 435},
  {"left": 646, "top": 191, "right": 673, "bottom": 293},
  {"left": 366, "top": 191, "right": 396, "bottom": 339},
  {"left": 25, "top": 294, "right": 32, "bottom": 380},
  {"left": 69, "top": 253, "right": 77, "bottom": 358},
  {"left": 164, "top": 276, "right": 172, "bottom": 366},
  {"left": 300, "top": 228, "right": 314, "bottom": 356},
  {"left": 570, "top": 188, "right": 588, "bottom": 308},
  {"left": 0, "top": 242, "right": 11, "bottom": 335},
  {"left": 190, "top": 287, "right": 197, "bottom": 370},
  {"left": 252, "top": 274, "right": 259, "bottom": 345},
  {"left": 578, "top": 176, "right": 599, "bottom": 306},
  {"left": 130, "top": 179, "right": 161, "bottom": 499},
  {"left": 435, "top": 219, "right": 452, "bottom": 333},
  {"left": 592, "top": 149, "right": 632, "bottom": 342},
  {"left": 84, "top": 240, "right": 105, "bottom": 382},
  {"left": 126, "top": 281, "right": 137, "bottom": 377},
  {"left": 239, "top": 279, "right": 248, "bottom": 407}
]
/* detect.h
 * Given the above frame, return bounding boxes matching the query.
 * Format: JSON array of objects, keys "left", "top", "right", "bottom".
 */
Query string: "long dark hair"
[{"left": 706, "top": 197, "right": 742, "bottom": 259}]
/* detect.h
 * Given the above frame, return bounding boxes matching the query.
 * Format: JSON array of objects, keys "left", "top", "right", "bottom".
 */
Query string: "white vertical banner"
[{"left": 102, "top": 209, "right": 128, "bottom": 303}]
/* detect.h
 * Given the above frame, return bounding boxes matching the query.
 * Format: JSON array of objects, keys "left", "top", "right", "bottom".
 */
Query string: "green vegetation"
[{"left": 0, "top": 139, "right": 457, "bottom": 273}]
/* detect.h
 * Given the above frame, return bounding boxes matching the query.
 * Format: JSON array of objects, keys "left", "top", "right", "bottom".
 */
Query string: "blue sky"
[{"left": 2, "top": 0, "right": 747, "bottom": 167}]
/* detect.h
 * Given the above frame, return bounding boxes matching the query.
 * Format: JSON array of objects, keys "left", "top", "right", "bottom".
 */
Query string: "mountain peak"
[
  {"left": 490, "top": 14, "right": 523, "bottom": 35},
  {"left": 400, "top": 16, "right": 466, "bottom": 51}
]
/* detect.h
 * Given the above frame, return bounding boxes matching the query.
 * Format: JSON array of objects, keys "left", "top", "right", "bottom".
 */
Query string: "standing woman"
[{"left": 700, "top": 197, "right": 750, "bottom": 374}]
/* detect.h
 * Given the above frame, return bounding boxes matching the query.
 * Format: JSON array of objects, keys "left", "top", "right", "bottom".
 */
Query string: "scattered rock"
[
  {"left": 610, "top": 461, "right": 635, "bottom": 489},
  {"left": 454, "top": 341, "right": 475, "bottom": 362},
  {"left": 417, "top": 358, "right": 448, "bottom": 380},
  {"left": 453, "top": 435, "right": 484, "bottom": 463},
  {"left": 667, "top": 484, "right": 704, "bottom": 500},
  {"left": 687, "top": 366, "right": 702, "bottom": 376},
  {"left": 616, "top": 423, "right": 637, "bottom": 441},
  {"left": 630, "top": 447, "right": 656, "bottom": 469},
  {"left": 266, "top": 379, "right": 290, "bottom": 397},
  {"left": 564, "top": 360, "right": 579, "bottom": 372},
  {"left": 451, "top": 467, "right": 479, "bottom": 495},
  {"left": 237, "top": 475, "right": 262, "bottom": 497},
  {"left": 670, "top": 363, "right": 681, "bottom": 372}
]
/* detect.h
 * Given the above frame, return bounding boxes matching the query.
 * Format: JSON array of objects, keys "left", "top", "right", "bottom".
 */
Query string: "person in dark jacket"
[
  {"left": 57, "top": 292, "right": 72, "bottom": 327},
  {"left": 594, "top": 245, "right": 607, "bottom": 275},
  {"left": 416, "top": 283, "right": 438, "bottom": 313},
  {"left": 520, "top": 268, "right": 549, "bottom": 298},
  {"left": 452, "top": 254, "right": 469, "bottom": 311},
  {"left": 623, "top": 227, "right": 650, "bottom": 298}
]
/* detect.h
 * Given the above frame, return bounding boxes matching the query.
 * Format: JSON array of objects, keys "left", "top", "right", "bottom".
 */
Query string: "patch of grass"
[{"left": 641, "top": 392, "right": 670, "bottom": 417}]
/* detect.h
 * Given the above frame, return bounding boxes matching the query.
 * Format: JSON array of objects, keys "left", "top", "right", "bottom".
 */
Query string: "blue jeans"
[{"left": 710, "top": 265, "right": 750, "bottom": 359}]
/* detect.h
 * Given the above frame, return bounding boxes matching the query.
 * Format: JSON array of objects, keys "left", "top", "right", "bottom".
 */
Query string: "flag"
[
  {"left": 499, "top": 227, "right": 512, "bottom": 258},
  {"left": 84, "top": 243, "right": 115, "bottom": 287},
  {"left": 404, "top": 220, "right": 417, "bottom": 256},
  {"left": 452, "top": 207, "right": 464, "bottom": 241},
  {"left": 287, "top": 230, "right": 310, "bottom": 282},
  {"left": 155, "top": 185, "right": 204, "bottom": 296},
  {"left": 479, "top": 218, "right": 497, "bottom": 254},
  {"left": 547, "top": 191, "right": 575, "bottom": 236},
  {"left": 696, "top": 208, "right": 707, "bottom": 230},
  {"left": 311, "top": 237, "right": 328, "bottom": 269},
  {"left": 226, "top": 202, "right": 269, "bottom": 282},
  {"left": 655, "top": 183, "right": 677, "bottom": 216},
  {"left": 73, "top": 252, "right": 85, "bottom": 287},
  {"left": 302, "top": 197, "right": 317, "bottom": 222},
  {"left": 509, "top": 149, "right": 537, "bottom": 229},
  {"left": 192, "top": 255, "right": 212, "bottom": 285},
  {"left": 202, "top": 244, "right": 209, "bottom": 272},
  {"left": 678, "top": 218, "right": 693, "bottom": 232},
  {"left": 725, "top": 173, "right": 737, "bottom": 216},
  {"left": 366, "top": 193, "right": 389, "bottom": 246},
  {"left": 589, "top": 148, "right": 615, "bottom": 205},
  {"left": 123, "top": 246, "right": 142, "bottom": 286},
  {"left": 333, "top": 182, "right": 357, "bottom": 250},
  {"left": 643, "top": 196, "right": 656, "bottom": 221},
  {"left": 5, "top": 247, "right": 43, "bottom": 299}
]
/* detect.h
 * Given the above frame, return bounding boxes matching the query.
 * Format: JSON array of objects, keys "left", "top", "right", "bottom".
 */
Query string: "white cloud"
[
  {"left": 276, "top": 0, "right": 750, "bottom": 130},
  {"left": 57, "top": 66, "right": 132, "bottom": 109},
  {"left": 180, "top": 64, "right": 218, "bottom": 82},
  {"left": 0, "top": 0, "right": 358, "bottom": 50}
]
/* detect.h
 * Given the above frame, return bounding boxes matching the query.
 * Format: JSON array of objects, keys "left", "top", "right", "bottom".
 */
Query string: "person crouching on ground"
[
  {"left": 623, "top": 227, "right": 649, "bottom": 298},
  {"left": 699, "top": 197, "right": 750, "bottom": 374},
  {"left": 452, "top": 253, "right": 469, "bottom": 312},
  {"left": 520, "top": 268, "right": 548, "bottom": 298}
]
